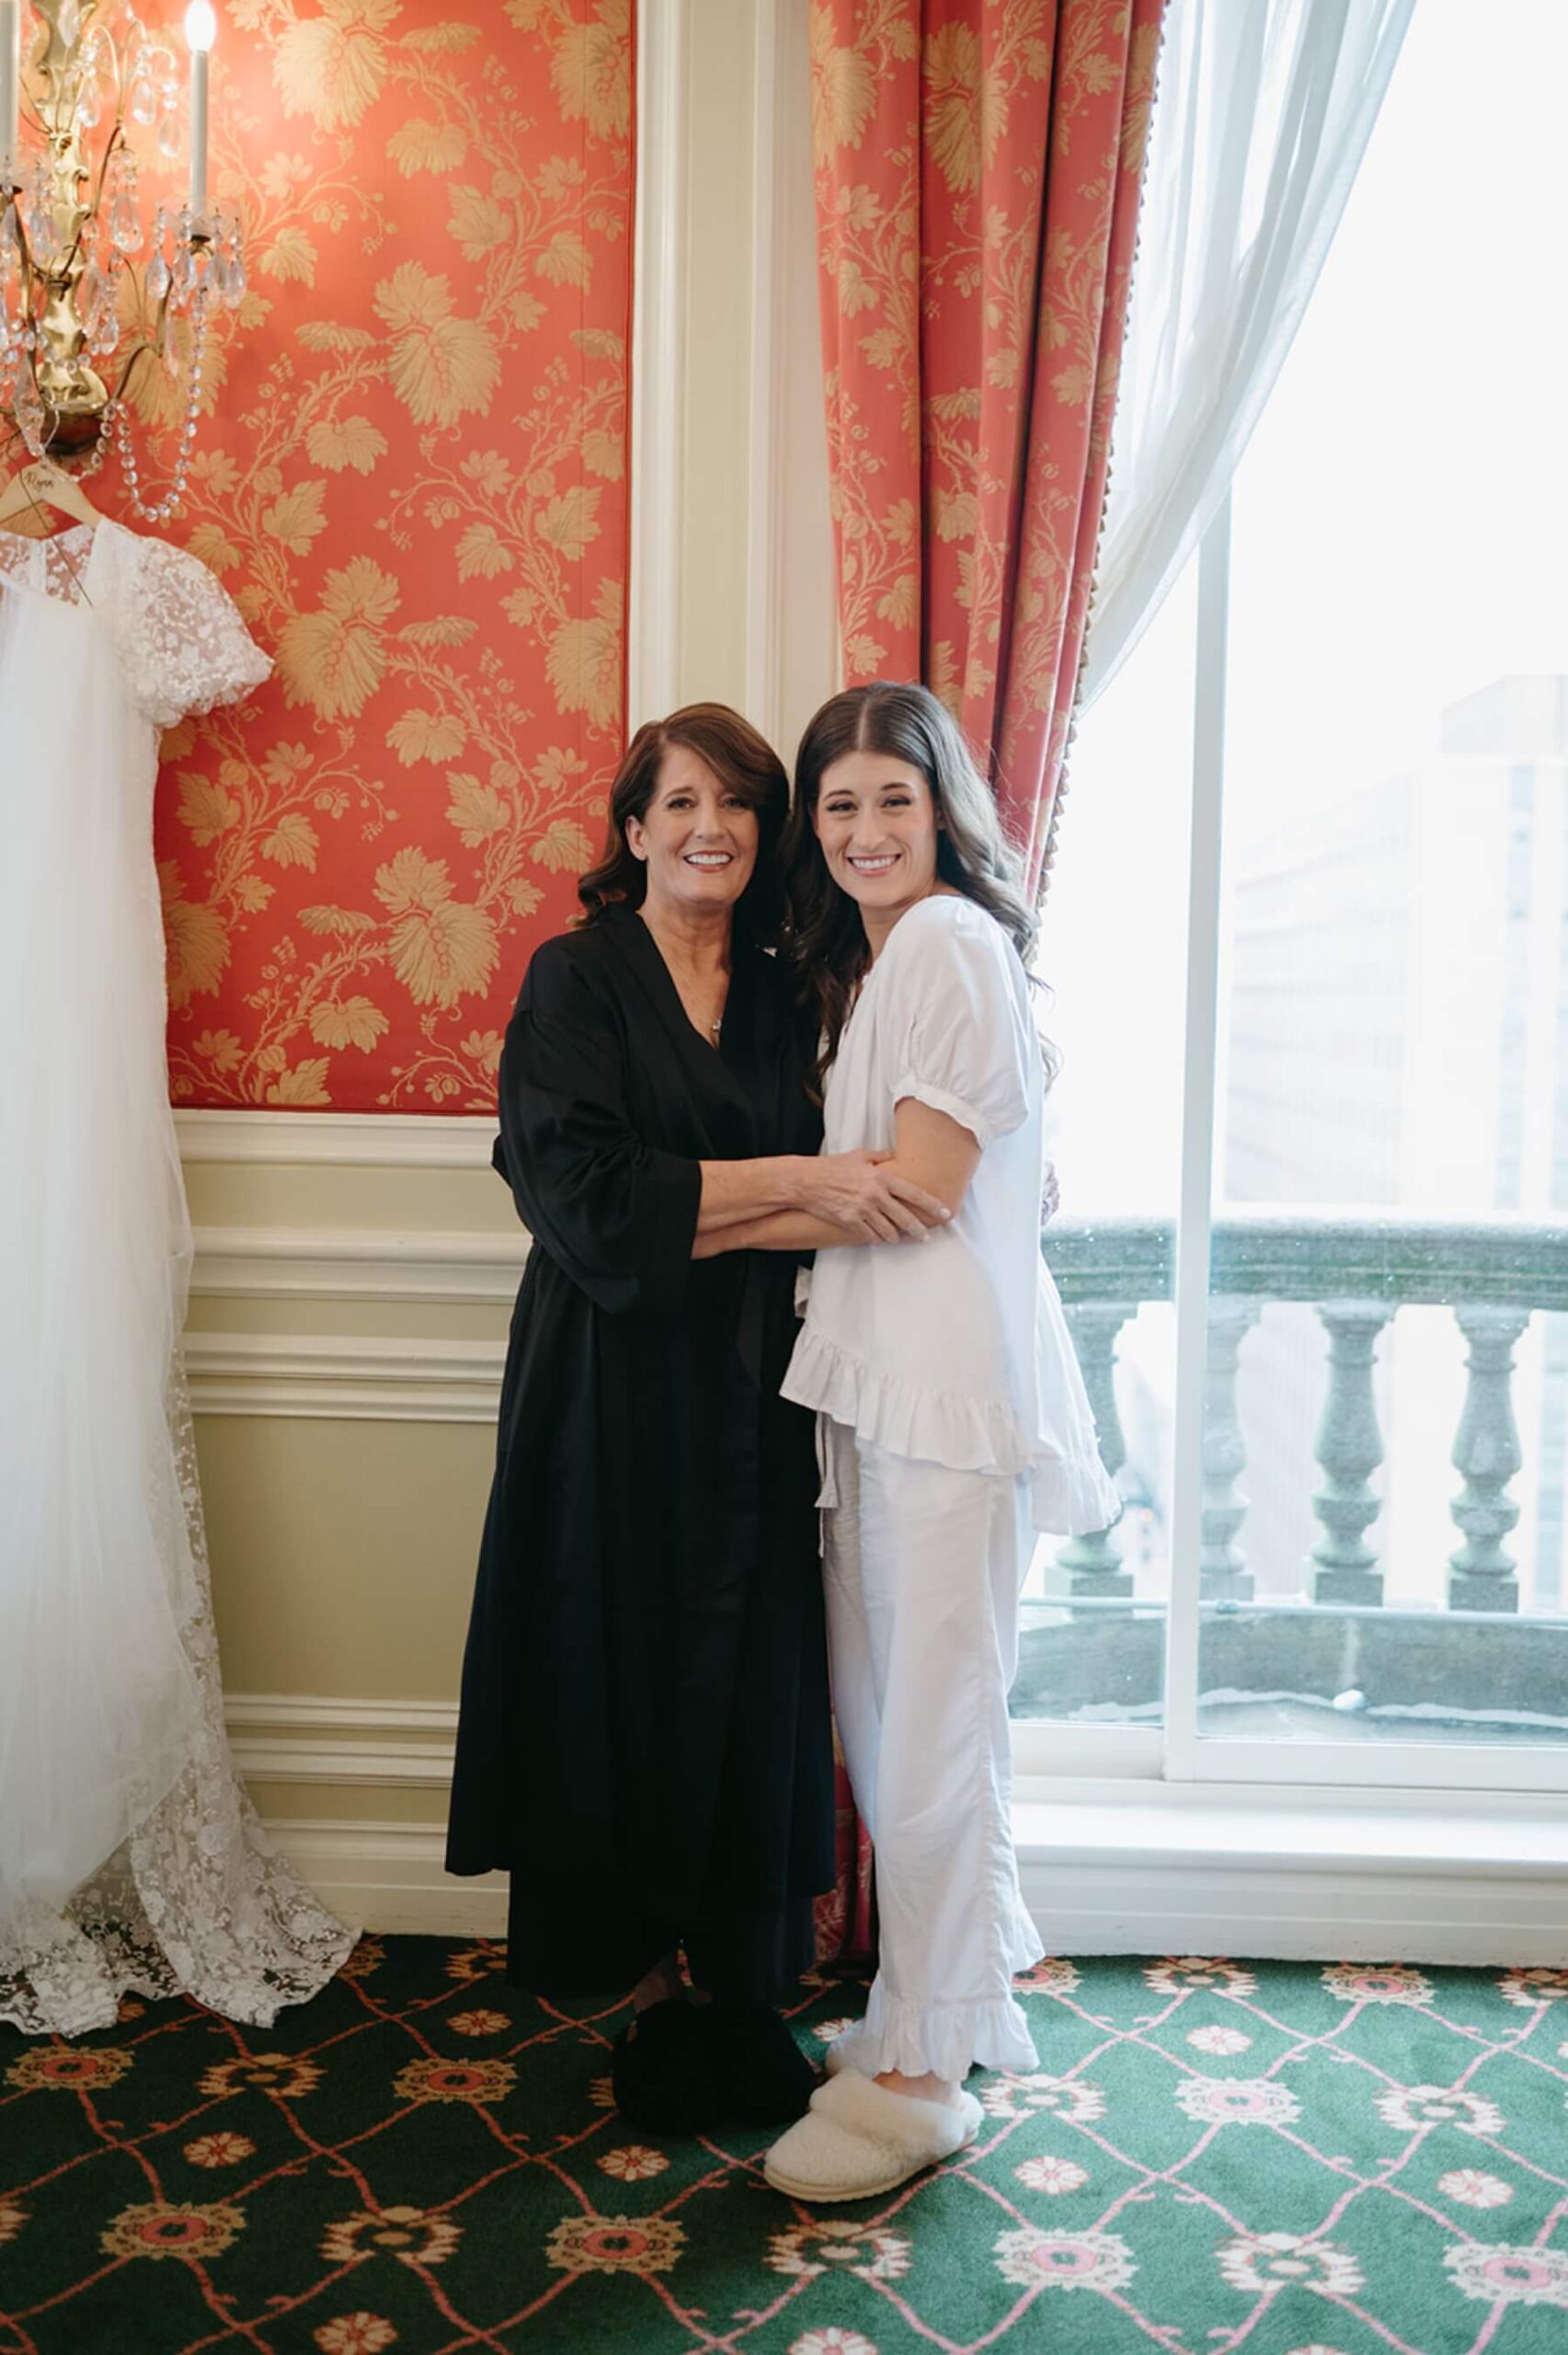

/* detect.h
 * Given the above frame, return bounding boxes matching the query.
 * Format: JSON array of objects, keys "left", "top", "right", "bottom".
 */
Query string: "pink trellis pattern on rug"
[
  {"left": 3, "top": 1945, "right": 1566, "bottom": 2349},
  {"left": 1217, "top": 2233, "right": 1365, "bottom": 2297},
  {"left": 1444, "top": 2244, "right": 1568, "bottom": 2307},
  {"left": 993, "top": 2224, "right": 1135, "bottom": 2292}
]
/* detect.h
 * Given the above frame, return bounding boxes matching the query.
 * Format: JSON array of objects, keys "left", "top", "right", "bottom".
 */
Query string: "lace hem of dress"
[{"left": 0, "top": 1354, "right": 356, "bottom": 2039}]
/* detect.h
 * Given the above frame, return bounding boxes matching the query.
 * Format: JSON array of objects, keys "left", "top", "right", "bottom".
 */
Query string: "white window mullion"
[{"left": 1163, "top": 500, "right": 1233, "bottom": 1782}]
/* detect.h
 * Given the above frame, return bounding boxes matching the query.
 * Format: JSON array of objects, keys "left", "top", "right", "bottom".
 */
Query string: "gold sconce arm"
[{"left": 0, "top": 1, "right": 244, "bottom": 517}]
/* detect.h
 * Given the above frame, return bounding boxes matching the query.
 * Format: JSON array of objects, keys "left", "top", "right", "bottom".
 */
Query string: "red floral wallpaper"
[{"left": 120, "top": 2, "right": 634, "bottom": 1111}]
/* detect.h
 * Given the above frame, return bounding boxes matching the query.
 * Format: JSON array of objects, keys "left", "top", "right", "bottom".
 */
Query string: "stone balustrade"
[
  {"left": 1043, "top": 1213, "right": 1568, "bottom": 1620},
  {"left": 1014, "top": 1214, "right": 1568, "bottom": 1729}
]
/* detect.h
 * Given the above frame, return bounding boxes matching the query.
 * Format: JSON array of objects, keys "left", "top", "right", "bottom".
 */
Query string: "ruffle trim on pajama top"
[{"left": 787, "top": 1324, "right": 1123, "bottom": 1535}]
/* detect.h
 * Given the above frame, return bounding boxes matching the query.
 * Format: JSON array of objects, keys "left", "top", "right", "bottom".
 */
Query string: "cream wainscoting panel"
[
  {"left": 177, "top": 1111, "right": 496, "bottom": 1168},
  {"left": 224, "top": 1696, "right": 502, "bottom": 1938},
  {"left": 219, "top": 1693, "right": 1568, "bottom": 1959},
  {"left": 181, "top": 1109, "right": 514, "bottom": 1935},
  {"left": 188, "top": 1336, "right": 506, "bottom": 1423}
]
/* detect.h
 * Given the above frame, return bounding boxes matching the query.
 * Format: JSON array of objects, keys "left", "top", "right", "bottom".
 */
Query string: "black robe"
[{"left": 446, "top": 906, "right": 834, "bottom": 1999}]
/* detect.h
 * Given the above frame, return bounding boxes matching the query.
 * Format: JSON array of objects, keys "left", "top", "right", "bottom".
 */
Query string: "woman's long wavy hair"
[
  {"left": 781, "top": 681, "right": 1047, "bottom": 1089},
  {"left": 577, "top": 703, "right": 790, "bottom": 944}
]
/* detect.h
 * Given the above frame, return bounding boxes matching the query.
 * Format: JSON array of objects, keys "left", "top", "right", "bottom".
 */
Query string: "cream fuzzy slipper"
[
  {"left": 763, "top": 2068, "right": 982, "bottom": 2200},
  {"left": 822, "top": 2023, "right": 867, "bottom": 2077}
]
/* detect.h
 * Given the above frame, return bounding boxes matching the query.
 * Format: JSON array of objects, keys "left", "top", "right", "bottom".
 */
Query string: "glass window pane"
[
  {"left": 1011, "top": 563, "right": 1196, "bottom": 1725},
  {"left": 1199, "top": 0, "right": 1568, "bottom": 1748}
]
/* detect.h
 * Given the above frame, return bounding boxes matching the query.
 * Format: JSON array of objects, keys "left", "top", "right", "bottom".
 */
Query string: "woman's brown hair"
[
  {"left": 578, "top": 702, "right": 789, "bottom": 943},
  {"left": 781, "top": 681, "right": 1045, "bottom": 1087}
]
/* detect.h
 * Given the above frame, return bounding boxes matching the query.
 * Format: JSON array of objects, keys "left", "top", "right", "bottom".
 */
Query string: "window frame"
[{"left": 1020, "top": 497, "right": 1568, "bottom": 1800}]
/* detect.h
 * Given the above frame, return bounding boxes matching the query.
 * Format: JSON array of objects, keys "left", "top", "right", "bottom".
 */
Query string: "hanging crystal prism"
[
  {"left": 109, "top": 185, "right": 143, "bottom": 255},
  {"left": 146, "top": 207, "right": 170, "bottom": 303}
]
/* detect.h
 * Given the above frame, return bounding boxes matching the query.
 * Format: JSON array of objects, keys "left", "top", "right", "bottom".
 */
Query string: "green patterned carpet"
[{"left": 2, "top": 1939, "right": 1566, "bottom": 2354}]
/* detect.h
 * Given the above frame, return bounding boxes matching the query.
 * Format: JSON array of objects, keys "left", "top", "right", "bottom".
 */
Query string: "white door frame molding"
[
  {"left": 744, "top": 0, "right": 837, "bottom": 758},
  {"left": 628, "top": 0, "right": 691, "bottom": 732}
]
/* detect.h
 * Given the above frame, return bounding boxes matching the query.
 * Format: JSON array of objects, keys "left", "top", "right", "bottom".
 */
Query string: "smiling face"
[
  {"left": 812, "top": 749, "right": 943, "bottom": 935},
  {"left": 626, "top": 744, "right": 760, "bottom": 921}
]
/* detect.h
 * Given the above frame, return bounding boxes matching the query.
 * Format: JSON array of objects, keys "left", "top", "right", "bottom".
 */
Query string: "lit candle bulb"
[
  {"left": 184, "top": 2, "right": 216, "bottom": 223},
  {"left": 0, "top": 2, "right": 20, "bottom": 194}
]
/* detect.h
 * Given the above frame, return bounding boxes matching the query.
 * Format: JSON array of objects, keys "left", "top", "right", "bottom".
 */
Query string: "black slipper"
[
  {"left": 701, "top": 2003, "right": 818, "bottom": 2125},
  {"left": 610, "top": 1999, "right": 720, "bottom": 2136}
]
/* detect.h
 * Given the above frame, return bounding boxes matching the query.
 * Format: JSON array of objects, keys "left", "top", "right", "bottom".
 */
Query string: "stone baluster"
[
  {"left": 1056, "top": 1304, "right": 1135, "bottom": 1600},
  {"left": 1448, "top": 1305, "right": 1530, "bottom": 1613},
  {"left": 1202, "top": 1299, "right": 1262, "bottom": 1600},
  {"left": 1310, "top": 1300, "right": 1393, "bottom": 1606}
]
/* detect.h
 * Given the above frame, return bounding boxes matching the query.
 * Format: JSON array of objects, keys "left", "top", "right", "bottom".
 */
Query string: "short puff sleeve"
[
  {"left": 889, "top": 901, "right": 1033, "bottom": 1150},
  {"left": 113, "top": 533, "right": 271, "bottom": 727}
]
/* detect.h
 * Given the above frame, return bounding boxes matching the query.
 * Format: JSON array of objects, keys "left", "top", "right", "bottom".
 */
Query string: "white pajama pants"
[{"left": 818, "top": 1417, "right": 1043, "bottom": 2080}]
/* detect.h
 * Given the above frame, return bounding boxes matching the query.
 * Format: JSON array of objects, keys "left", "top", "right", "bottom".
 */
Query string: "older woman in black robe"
[{"left": 446, "top": 705, "right": 945, "bottom": 2133}]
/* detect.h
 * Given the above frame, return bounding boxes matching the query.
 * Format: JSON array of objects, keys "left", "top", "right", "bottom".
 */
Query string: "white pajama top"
[{"left": 782, "top": 892, "right": 1120, "bottom": 1534}]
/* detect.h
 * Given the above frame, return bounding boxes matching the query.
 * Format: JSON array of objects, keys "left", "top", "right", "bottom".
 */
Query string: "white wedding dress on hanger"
[{"left": 0, "top": 518, "right": 354, "bottom": 2035}]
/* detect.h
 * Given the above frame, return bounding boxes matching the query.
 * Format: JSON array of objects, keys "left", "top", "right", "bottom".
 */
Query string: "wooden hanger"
[{"left": 0, "top": 454, "right": 104, "bottom": 534}]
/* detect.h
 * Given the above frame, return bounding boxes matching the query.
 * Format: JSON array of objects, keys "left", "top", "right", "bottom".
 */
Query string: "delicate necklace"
[{"left": 635, "top": 910, "right": 727, "bottom": 1040}]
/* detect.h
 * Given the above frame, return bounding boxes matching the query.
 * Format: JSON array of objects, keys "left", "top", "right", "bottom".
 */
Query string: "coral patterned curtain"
[
  {"left": 809, "top": 0, "right": 1165, "bottom": 1966},
  {"left": 810, "top": 0, "right": 1166, "bottom": 896}
]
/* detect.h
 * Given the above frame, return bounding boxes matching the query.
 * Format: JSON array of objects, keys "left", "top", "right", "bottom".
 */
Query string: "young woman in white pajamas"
[{"left": 697, "top": 681, "right": 1119, "bottom": 2200}]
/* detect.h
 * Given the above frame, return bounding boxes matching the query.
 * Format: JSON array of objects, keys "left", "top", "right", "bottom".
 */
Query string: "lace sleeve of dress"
[{"left": 116, "top": 534, "right": 272, "bottom": 727}]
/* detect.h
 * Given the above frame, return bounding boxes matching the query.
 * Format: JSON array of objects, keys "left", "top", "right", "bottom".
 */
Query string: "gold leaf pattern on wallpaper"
[
  {"left": 121, "top": 0, "right": 633, "bottom": 1110},
  {"left": 275, "top": 557, "right": 401, "bottom": 721},
  {"left": 272, "top": 0, "right": 400, "bottom": 130},
  {"left": 545, "top": 579, "right": 624, "bottom": 729},
  {"left": 373, "top": 262, "right": 500, "bottom": 428},
  {"left": 549, "top": 0, "right": 633, "bottom": 140},
  {"left": 160, "top": 862, "right": 232, "bottom": 1009},
  {"left": 811, "top": 0, "right": 1162, "bottom": 884}
]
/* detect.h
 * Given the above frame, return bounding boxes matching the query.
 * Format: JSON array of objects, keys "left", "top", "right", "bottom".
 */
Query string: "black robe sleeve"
[{"left": 492, "top": 936, "right": 702, "bottom": 1315}]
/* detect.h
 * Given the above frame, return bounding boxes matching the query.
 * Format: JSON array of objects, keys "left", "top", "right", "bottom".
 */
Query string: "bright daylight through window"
[{"left": 1017, "top": 0, "right": 1568, "bottom": 1787}]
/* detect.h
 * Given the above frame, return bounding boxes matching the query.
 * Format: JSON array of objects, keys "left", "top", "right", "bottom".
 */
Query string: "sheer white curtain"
[{"left": 1082, "top": 0, "right": 1414, "bottom": 704}]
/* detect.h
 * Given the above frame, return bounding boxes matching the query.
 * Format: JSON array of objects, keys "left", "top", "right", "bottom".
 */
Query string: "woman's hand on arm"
[
  {"left": 693, "top": 1134, "right": 963, "bottom": 1258},
  {"left": 1042, "top": 1158, "right": 1060, "bottom": 1224},
  {"left": 794, "top": 1149, "right": 950, "bottom": 1239},
  {"left": 695, "top": 1114, "right": 979, "bottom": 1258},
  {"left": 695, "top": 1112, "right": 982, "bottom": 1258},
  {"left": 693, "top": 1207, "right": 919, "bottom": 1258},
  {"left": 695, "top": 1151, "right": 949, "bottom": 1243}
]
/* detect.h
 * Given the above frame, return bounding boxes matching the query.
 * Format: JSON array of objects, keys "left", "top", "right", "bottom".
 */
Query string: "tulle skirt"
[{"left": 0, "top": 578, "right": 204, "bottom": 1924}]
